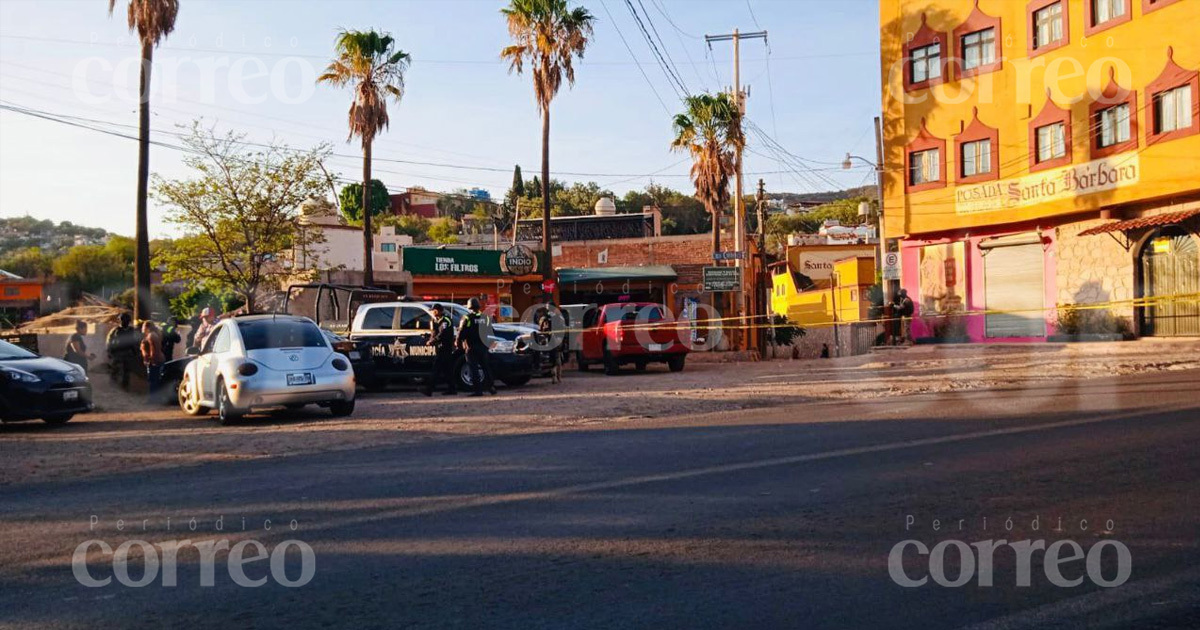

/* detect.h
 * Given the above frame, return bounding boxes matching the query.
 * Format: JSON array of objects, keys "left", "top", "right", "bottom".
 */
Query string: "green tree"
[
  {"left": 427, "top": 218, "right": 461, "bottom": 244},
  {"left": 376, "top": 213, "right": 431, "bottom": 243},
  {"left": 0, "top": 247, "right": 54, "bottom": 279},
  {"left": 153, "top": 125, "right": 331, "bottom": 313},
  {"left": 338, "top": 179, "right": 391, "bottom": 224},
  {"left": 108, "top": 0, "right": 180, "bottom": 322},
  {"left": 670, "top": 92, "right": 745, "bottom": 255},
  {"left": 501, "top": 0, "right": 595, "bottom": 283},
  {"left": 52, "top": 244, "right": 129, "bottom": 295},
  {"left": 318, "top": 29, "right": 411, "bottom": 286}
]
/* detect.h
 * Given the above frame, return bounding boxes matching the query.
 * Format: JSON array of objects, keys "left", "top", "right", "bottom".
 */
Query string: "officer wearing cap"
[
  {"left": 456, "top": 297, "right": 497, "bottom": 396},
  {"left": 422, "top": 303, "right": 458, "bottom": 397}
]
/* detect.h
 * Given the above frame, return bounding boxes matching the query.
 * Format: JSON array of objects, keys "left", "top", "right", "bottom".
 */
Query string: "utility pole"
[
  {"left": 706, "top": 28, "right": 766, "bottom": 352},
  {"left": 755, "top": 178, "right": 769, "bottom": 355}
]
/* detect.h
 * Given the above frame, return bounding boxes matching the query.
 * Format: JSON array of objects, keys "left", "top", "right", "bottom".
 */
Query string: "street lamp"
[{"left": 842, "top": 152, "right": 888, "bottom": 303}]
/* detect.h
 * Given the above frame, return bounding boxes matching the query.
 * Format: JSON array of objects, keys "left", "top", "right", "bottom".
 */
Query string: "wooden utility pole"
[{"left": 706, "top": 29, "right": 766, "bottom": 351}]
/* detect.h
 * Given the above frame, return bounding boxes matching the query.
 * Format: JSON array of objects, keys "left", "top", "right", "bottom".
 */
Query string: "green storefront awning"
[{"left": 557, "top": 266, "right": 677, "bottom": 284}]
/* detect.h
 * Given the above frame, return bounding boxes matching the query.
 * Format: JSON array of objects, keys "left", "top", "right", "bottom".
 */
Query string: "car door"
[
  {"left": 580, "top": 307, "right": 605, "bottom": 360},
  {"left": 199, "top": 325, "right": 232, "bottom": 401},
  {"left": 397, "top": 306, "right": 436, "bottom": 373}
]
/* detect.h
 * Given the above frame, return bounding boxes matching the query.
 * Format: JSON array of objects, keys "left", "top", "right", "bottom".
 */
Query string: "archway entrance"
[{"left": 1139, "top": 227, "right": 1200, "bottom": 336}]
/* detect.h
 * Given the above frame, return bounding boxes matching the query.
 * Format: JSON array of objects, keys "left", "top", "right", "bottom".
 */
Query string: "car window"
[
  {"left": 0, "top": 339, "right": 37, "bottom": 360},
  {"left": 238, "top": 321, "right": 327, "bottom": 350},
  {"left": 399, "top": 306, "right": 432, "bottom": 331},
  {"left": 361, "top": 306, "right": 397, "bottom": 330},
  {"left": 210, "top": 326, "right": 231, "bottom": 354}
]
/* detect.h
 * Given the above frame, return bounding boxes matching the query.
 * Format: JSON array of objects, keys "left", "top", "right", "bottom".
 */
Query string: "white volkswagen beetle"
[{"left": 177, "top": 315, "right": 356, "bottom": 424}]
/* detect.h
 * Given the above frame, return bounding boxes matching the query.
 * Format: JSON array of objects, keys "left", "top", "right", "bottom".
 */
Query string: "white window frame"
[
  {"left": 909, "top": 149, "right": 940, "bottom": 185},
  {"left": 910, "top": 44, "right": 941, "bottom": 84},
  {"left": 961, "top": 28, "right": 996, "bottom": 71},
  {"left": 1155, "top": 84, "right": 1194, "bottom": 134},
  {"left": 1097, "top": 103, "right": 1131, "bottom": 148},
  {"left": 1093, "top": 0, "right": 1126, "bottom": 26},
  {"left": 1033, "top": 3, "right": 1064, "bottom": 49},
  {"left": 1036, "top": 123, "right": 1066, "bottom": 163},
  {"left": 961, "top": 139, "right": 992, "bottom": 177}
]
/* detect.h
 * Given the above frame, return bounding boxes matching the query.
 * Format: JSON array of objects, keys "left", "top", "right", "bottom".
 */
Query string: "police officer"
[
  {"left": 105, "top": 312, "right": 140, "bottom": 391},
  {"left": 457, "top": 297, "right": 497, "bottom": 396},
  {"left": 422, "top": 304, "right": 458, "bottom": 397}
]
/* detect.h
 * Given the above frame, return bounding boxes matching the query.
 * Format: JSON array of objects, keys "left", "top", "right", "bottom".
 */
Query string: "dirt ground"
[{"left": 3, "top": 339, "right": 1199, "bottom": 486}]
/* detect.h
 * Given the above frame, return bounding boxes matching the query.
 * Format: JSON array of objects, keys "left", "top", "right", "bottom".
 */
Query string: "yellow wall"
[
  {"left": 770, "top": 258, "right": 876, "bottom": 326},
  {"left": 880, "top": 0, "right": 1200, "bottom": 238}
]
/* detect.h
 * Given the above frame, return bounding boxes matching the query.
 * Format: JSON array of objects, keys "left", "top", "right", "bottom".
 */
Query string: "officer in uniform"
[
  {"left": 422, "top": 304, "right": 458, "bottom": 397},
  {"left": 105, "top": 312, "right": 141, "bottom": 391},
  {"left": 456, "top": 297, "right": 497, "bottom": 396}
]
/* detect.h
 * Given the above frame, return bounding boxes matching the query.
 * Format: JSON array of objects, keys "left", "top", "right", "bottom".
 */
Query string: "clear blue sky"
[{"left": 0, "top": 0, "right": 881, "bottom": 238}]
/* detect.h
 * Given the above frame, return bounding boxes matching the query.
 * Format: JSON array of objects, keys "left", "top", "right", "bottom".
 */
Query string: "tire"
[
  {"left": 576, "top": 351, "right": 589, "bottom": 372},
  {"left": 329, "top": 400, "right": 355, "bottom": 417},
  {"left": 501, "top": 376, "right": 531, "bottom": 388},
  {"left": 178, "top": 377, "right": 209, "bottom": 416},
  {"left": 163, "top": 378, "right": 182, "bottom": 406},
  {"left": 602, "top": 347, "right": 619, "bottom": 376},
  {"left": 667, "top": 355, "right": 686, "bottom": 373},
  {"left": 217, "top": 381, "right": 243, "bottom": 425},
  {"left": 42, "top": 414, "right": 74, "bottom": 425},
  {"left": 455, "top": 356, "right": 473, "bottom": 390}
]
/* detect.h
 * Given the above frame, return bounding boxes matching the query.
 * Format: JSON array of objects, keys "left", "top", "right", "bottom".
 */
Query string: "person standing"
[
  {"left": 64, "top": 321, "right": 91, "bottom": 372},
  {"left": 421, "top": 304, "right": 458, "bottom": 397},
  {"left": 161, "top": 317, "right": 182, "bottom": 362},
  {"left": 192, "top": 307, "right": 218, "bottom": 351},
  {"left": 457, "top": 297, "right": 497, "bottom": 397},
  {"left": 140, "top": 321, "right": 166, "bottom": 400},
  {"left": 895, "top": 289, "right": 915, "bottom": 344},
  {"left": 106, "top": 313, "right": 140, "bottom": 390},
  {"left": 535, "top": 305, "right": 563, "bottom": 384}
]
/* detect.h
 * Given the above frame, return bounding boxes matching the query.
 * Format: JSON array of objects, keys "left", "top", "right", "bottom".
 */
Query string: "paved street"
[{"left": 1, "top": 348, "right": 1199, "bottom": 629}]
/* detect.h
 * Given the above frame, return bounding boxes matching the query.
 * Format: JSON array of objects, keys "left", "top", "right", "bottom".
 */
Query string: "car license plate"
[
  {"left": 62, "top": 390, "right": 79, "bottom": 401},
  {"left": 287, "top": 373, "right": 314, "bottom": 386},
  {"left": 649, "top": 343, "right": 667, "bottom": 352}
]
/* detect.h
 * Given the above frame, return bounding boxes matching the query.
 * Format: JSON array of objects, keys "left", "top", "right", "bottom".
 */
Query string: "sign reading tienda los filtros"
[{"left": 402, "top": 246, "right": 544, "bottom": 277}]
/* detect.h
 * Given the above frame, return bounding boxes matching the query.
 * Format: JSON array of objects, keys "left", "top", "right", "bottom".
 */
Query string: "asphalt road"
[{"left": 1, "top": 367, "right": 1198, "bottom": 629}]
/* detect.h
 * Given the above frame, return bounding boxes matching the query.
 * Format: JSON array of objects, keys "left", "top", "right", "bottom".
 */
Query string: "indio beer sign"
[{"left": 955, "top": 155, "right": 1139, "bottom": 215}]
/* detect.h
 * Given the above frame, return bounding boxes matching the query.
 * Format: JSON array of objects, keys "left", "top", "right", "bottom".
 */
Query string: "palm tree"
[
  {"left": 108, "top": 0, "right": 178, "bottom": 321},
  {"left": 500, "top": 0, "right": 594, "bottom": 288},
  {"left": 318, "top": 30, "right": 410, "bottom": 286},
  {"left": 670, "top": 93, "right": 744, "bottom": 256}
]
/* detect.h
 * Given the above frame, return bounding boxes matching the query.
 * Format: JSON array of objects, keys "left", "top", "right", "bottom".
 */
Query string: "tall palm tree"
[
  {"left": 318, "top": 30, "right": 410, "bottom": 286},
  {"left": 670, "top": 93, "right": 744, "bottom": 256},
  {"left": 501, "top": 0, "right": 594, "bottom": 288},
  {"left": 108, "top": 0, "right": 178, "bottom": 321}
]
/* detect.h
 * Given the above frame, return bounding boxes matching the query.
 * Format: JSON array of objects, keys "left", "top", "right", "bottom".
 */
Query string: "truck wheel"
[
  {"left": 42, "top": 414, "right": 74, "bottom": 425},
  {"left": 455, "top": 356, "right": 473, "bottom": 390},
  {"left": 576, "top": 351, "right": 589, "bottom": 372},
  {"left": 603, "top": 347, "right": 620, "bottom": 376},
  {"left": 667, "top": 355, "right": 686, "bottom": 373}
]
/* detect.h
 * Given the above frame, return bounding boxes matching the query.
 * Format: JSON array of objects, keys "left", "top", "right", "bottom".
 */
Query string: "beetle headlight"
[{"left": 1, "top": 367, "right": 41, "bottom": 383}]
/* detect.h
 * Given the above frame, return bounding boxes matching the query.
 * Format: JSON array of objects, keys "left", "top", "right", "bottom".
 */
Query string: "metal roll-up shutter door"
[{"left": 985, "top": 243, "right": 1046, "bottom": 338}]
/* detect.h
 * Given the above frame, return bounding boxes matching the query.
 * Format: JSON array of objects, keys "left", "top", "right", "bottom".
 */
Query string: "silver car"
[{"left": 177, "top": 315, "right": 357, "bottom": 424}]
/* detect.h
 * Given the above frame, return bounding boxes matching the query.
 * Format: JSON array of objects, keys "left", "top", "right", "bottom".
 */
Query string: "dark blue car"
[{"left": 0, "top": 339, "right": 94, "bottom": 425}]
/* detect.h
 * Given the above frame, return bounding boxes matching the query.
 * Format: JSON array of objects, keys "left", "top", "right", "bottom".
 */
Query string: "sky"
[{"left": 0, "top": 0, "right": 882, "bottom": 238}]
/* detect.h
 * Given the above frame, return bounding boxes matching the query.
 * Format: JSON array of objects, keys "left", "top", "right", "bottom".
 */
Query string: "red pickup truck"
[{"left": 576, "top": 303, "right": 689, "bottom": 375}]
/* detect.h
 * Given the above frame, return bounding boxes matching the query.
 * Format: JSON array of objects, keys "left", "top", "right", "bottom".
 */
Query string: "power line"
[
  {"left": 597, "top": 0, "right": 673, "bottom": 115},
  {"left": 621, "top": 0, "right": 689, "bottom": 99}
]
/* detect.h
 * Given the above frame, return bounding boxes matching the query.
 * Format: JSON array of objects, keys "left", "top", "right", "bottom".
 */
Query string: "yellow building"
[
  {"left": 771, "top": 257, "right": 877, "bottom": 326},
  {"left": 880, "top": 0, "right": 1200, "bottom": 340}
]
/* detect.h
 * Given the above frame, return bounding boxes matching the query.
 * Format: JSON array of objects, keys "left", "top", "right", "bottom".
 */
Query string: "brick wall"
[{"left": 556, "top": 234, "right": 714, "bottom": 269}]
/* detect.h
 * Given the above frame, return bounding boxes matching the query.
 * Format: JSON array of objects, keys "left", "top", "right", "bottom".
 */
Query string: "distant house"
[
  {"left": 389, "top": 188, "right": 439, "bottom": 219},
  {"left": 0, "top": 270, "right": 45, "bottom": 325}
]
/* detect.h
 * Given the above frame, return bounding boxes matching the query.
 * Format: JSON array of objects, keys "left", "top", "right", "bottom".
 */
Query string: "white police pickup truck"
[{"left": 349, "top": 301, "right": 540, "bottom": 390}]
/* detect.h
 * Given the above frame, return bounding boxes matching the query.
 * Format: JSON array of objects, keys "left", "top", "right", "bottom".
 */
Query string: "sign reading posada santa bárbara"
[{"left": 955, "top": 155, "right": 1139, "bottom": 215}]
